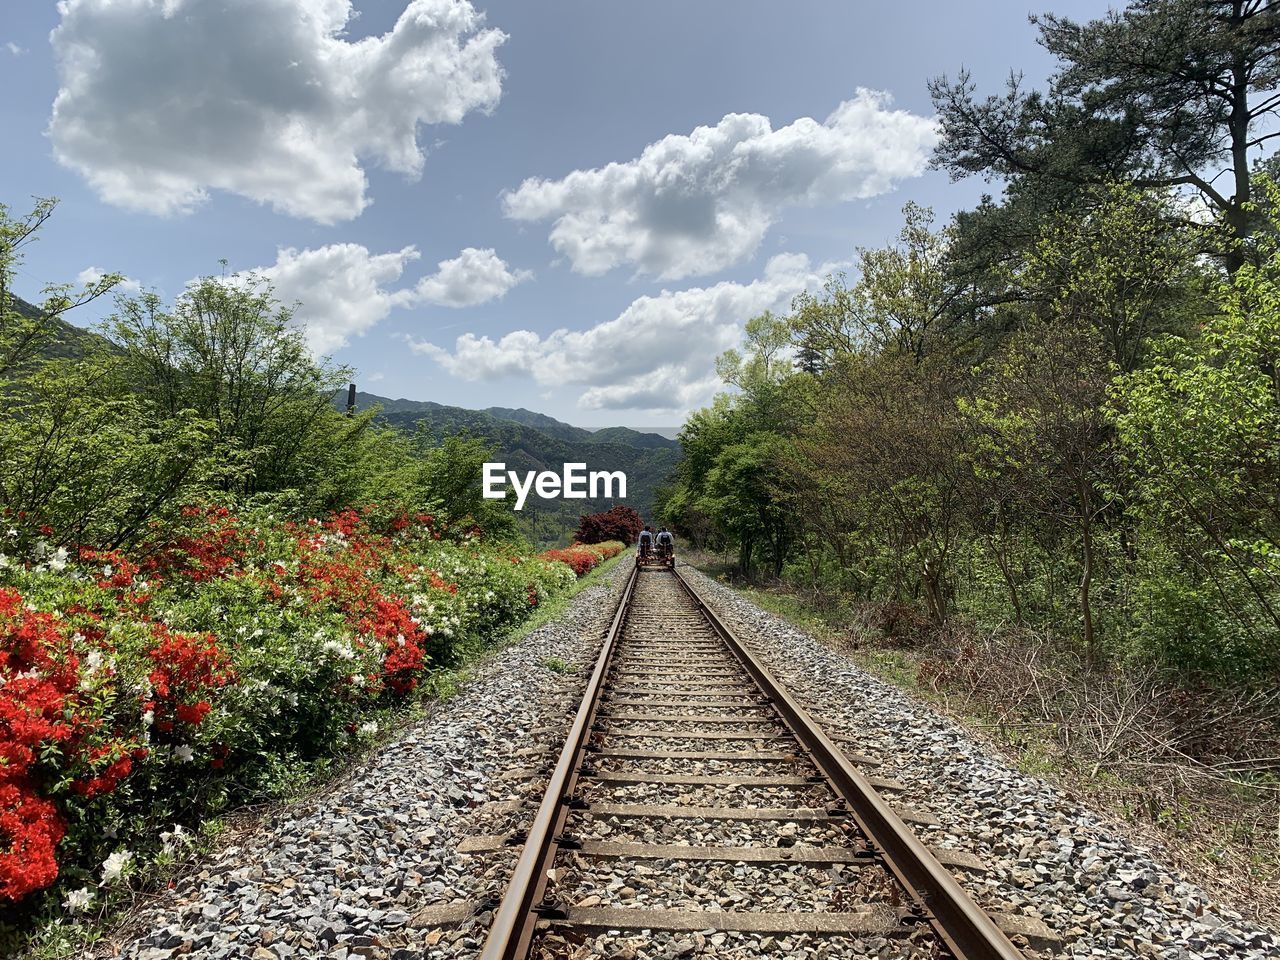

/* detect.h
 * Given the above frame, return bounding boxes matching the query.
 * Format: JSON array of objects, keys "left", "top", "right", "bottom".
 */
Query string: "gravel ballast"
[
  {"left": 678, "top": 563, "right": 1280, "bottom": 960},
  {"left": 99, "top": 558, "right": 1280, "bottom": 960},
  {"left": 101, "top": 561, "right": 631, "bottom": 960}
]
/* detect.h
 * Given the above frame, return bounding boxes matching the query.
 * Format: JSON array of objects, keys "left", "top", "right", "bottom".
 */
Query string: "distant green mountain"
[
  {"left": 3, "top": 294, "right": 116, "bottom": 363},
  {"left": 351, "top": 391, "right": 680, "bottom": 538}
]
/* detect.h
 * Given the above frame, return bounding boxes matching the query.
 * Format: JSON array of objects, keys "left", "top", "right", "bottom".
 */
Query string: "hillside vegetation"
[{"left": 355, "top": 391, "right": 679, "bottom": 541}]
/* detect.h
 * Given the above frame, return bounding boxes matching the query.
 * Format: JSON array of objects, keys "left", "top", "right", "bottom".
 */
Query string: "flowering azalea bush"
[
  {"left": 540, "top": 541, "right": 625, "bottom": 577},
  {"left": 0, "top": 505, "right": 591, "bottom": 916}
]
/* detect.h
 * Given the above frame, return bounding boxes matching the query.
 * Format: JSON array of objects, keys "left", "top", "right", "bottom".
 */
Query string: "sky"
[{"left": 1, "top": 0, "right": 1118, "bottom": 430}]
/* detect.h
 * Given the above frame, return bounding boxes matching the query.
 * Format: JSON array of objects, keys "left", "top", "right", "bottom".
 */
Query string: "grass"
[
  {"left": 541, "top": 656, "right": 572, "bottom": 674},
  {"left": 23, "top": 553, "right": 627, "bottom": 960}
]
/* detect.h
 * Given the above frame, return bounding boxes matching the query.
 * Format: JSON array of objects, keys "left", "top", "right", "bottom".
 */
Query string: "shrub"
[
  {"left": 0, "top": 503, "right": 578, "bottom": 914},
  {"left": 575, "top": 506, "right": 643, "bottom": 546},
  {"left": 540, "top": 541, "right": 624, "bottom": 577}
]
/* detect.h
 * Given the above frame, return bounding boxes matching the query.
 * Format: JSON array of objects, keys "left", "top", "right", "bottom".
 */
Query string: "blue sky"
[{"left": 1, "top": 0, "right": 1115, "bottom": 429}]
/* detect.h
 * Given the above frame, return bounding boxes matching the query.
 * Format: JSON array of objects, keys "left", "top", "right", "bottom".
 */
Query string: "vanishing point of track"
[{"left": 476, "top": 563, "right": 1043, "bottom": 960}]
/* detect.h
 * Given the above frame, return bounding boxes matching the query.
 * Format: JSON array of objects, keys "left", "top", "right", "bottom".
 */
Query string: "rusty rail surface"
[
  {"left": 477, "top": 563, "right": 1029, "bottom": 960},
  {"left": 675, "top": 568, "right": 1026, "bottom": 960},
  {"left": 479, "top": 563, "right": 638, "bottom": 960}
]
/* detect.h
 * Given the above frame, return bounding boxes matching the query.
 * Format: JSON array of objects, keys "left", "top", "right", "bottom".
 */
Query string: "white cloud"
[
  {"left": 49, "top": 0, "right": 505, "bottom": 223},
  {"left": 6, "top": 42, "right": 26, "bottom": 56},
  {"left": 76, "top": 266, "right": 141, "bottom": 294},
  {"left": 502, "top": 90, "right": 937, "bottom": 281},
  {"left": 253, "top": 242, "right": 527, "bottom": 354},
  {"left": 412, "top": 247, "right": 531, "bottom": 307},
  {"left": 259, "top": 243, "right": 421, "bottom": 355},
  {"left": 409, "top": 252, "right": 837, "bottom": 414}
]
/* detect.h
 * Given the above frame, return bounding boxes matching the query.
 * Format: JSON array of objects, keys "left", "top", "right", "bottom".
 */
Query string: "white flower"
[
  {"left": 173, "top": 744, "right": 194, "bottom": 763},
  {"left": 101, "top": 849, "right": 132, "bottom": 883},
  {"left": 141, "top": 709, "right": 154, "bottom": 728},
  {"left": 63, "top": 886, "right": 94, "bottom": 913},
  {"left": 102, "top": 564, "right": 113, "bottom": 579},
  {"left": 48, "top": 546, "right": 69, "bottom": 572},
  {"left": 160, "top": 824, "right": 188, "bottom": 854},
  {"left": 323, "top": 639, "right": 355, "bottom": 660},
  {"left": 85, "top": 650, "right": 104, "bottom": 673},
  {"left": 359, "top": 721, "right": 378, "bottom": 736}
]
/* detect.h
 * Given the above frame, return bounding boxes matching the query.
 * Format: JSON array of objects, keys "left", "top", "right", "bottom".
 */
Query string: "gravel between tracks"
[
  {"left": 678, "top": 563, "right": 1280, "bottom": 960},
  {"left": 99, "top": 558, "right": 1280, "bottom": 960},
  {"left": 99, "top": 561, "right": 631, "bottom": 960}
]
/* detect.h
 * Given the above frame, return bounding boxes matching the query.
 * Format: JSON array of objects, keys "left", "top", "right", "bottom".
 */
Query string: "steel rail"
[
  {"left": 673, "top": 566, "right": 1026, "bottom": 960},
  {"left": 479, "top": 562, "right": 1027, "bottom": 960},
  {"left": 478, "top": 562, "right": 638, "bottom": 960}
]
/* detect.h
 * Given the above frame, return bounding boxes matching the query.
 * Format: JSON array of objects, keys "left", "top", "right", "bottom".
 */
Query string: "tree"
[
  {"left": 704, "top": 432, "right": 797, "bottom": 578},
  {"left": 1112, "top": 222, "right": 1280, "bottom": 670},
  {"left": 414, "top": 432, "right": 520, "bottom": 540},
  {"left": 0, "top": 362, "right": 223, "bottom": 548},
  {"left": 1017, "top": 184, "right": 1205, "bottom": 371},
  {"left": 931, "top": 0, "right": 1280, "bottom": 271},
  {"left": 798, "top": 351, "right": 970, "bottom": 623},
  {"left": 575, "top": 505, "right": 644, "bottom": 545},
  {"left": 966, "top": 319, "right": 1114, "bottom": 663},
  {"left": 107, "top": 275, "right": 362, "bottom": 499},
  {"left": 0, "top": 198, "right": 119, "bottom": 377}
]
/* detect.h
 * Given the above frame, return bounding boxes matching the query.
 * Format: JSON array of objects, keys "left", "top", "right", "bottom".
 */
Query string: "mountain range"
[{"left": 351, "top": 391, "right": 681, "bottom": 536}]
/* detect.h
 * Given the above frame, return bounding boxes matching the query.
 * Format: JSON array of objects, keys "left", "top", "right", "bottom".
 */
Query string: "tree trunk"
[
  {"left": 921, "top": 557, "right": 947, "bottom": 625},
  {"left": 1078, "top": 480, "right": 1097, "bottom": 667}
]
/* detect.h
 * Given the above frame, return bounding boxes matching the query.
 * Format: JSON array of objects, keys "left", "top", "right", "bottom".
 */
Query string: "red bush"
[
  {"left": 0, "top": 587, "right": 140, "bottom": 899},
  {"left": 575, "top": 506, "right": 643, "bottom": 546},
  {"left": 541, "top": 547, "right": 599, "bottom": 577},
  {"left": 144, "top": 624, "right": 233, "bottom": 737},
  {"left": 0, "top": 781, "right": 63, "bottom": 901}
]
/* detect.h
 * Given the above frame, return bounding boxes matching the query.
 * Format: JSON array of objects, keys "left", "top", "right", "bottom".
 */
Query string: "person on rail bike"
[
  {"left": 637, "top": 525, "right": 654, "bottom": 561},
  {"left": 656, "top": 527, "right": 674, "bottom": 561}
]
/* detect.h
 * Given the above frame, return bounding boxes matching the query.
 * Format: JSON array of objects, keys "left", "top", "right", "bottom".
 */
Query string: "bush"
[
  {"left": 0, "top": 504, "right": 578, "bottom": 916},
  {"left": 575, "top": 506, "right": 643, "bottom": 546},
  {"left": 540, "top": 541, "right": 624, "bottom": 577}
]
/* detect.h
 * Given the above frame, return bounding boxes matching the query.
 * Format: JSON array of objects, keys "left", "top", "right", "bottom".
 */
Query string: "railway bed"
[{"left": 466, "top": 564, "right": 1057, "bottom": 960}]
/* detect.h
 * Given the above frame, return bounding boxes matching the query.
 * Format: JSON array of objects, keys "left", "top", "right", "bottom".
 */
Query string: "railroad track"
[{"left": 467, "top": 563, "right": 1054, "bottom": 960}]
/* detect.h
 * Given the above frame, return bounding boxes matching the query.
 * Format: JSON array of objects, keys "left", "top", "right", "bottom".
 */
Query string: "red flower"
[
  {"left": 0, "top": 780, "right": 64, "bottom": 901},
  {"left": 146, "top": 625, "right": 232, "bottom": 735}
]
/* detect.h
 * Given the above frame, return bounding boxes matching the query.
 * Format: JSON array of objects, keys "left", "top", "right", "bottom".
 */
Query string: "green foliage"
[
  {"left": 414, "top": 432, "right": 522, "bottom": 540},
  {"left": 930, "top": 0, "right": 1280, "bottom": 271},
  {"left": 0, "top": 366, "right": 223, "bottom": 548},
  {"left": 106, "top": 275, "right": 365, "bottom": 506},
  {"left": 1113, "top": 226, "right": 1280, "bottom": 672},
  {"left": 673, "top": 183, "right": 1279, "bottom": 683}
]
